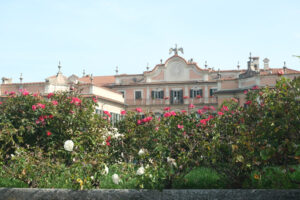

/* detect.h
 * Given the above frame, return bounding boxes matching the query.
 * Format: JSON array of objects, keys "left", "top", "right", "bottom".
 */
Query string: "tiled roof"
[
  {"left": 81, "top": 94, "right": 124, "bottom": 105},
  {"left": 1, "top": 82, "right": 45, "bottom": 85},
  {"left": 78, "top": 75, "right": 115, "bottom": 87},
  {"left": 260, "top": 68, "right": 300, "bottom": 75}
]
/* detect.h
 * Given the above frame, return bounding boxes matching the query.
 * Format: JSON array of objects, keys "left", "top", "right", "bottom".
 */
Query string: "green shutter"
[
  {"left": 209, "top": 89, "right": 212, "bottom": 96},
  {"left": 160, "top": 91, "right": 164, "bottom": 99},
  {"left": 190, "top": 89, "right": 193, "bottom": 98},
  {"left": 180, "top": 90, "right": 184, "bottom": 104}
]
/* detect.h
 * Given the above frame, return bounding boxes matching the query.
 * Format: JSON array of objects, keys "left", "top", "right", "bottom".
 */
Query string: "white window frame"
[{"left": 134, "top": 89, "right": 143, "bottom": 100}]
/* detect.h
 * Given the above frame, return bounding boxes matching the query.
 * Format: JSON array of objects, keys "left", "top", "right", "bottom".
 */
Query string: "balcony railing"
[{"left": 125, "top": 97, "right": 217, "bottom": 106}]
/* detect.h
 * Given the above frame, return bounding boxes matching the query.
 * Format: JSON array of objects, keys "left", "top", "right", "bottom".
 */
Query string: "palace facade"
[
  {"left": 78, "top": 48, "right": 300, "bottom": 116},
  {"left": 1, "top": 47, "right": 300, "bottom": 117}
]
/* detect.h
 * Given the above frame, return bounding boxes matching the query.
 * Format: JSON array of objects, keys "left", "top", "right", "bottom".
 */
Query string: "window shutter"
[
  {"left": 180, "top": 90, "right": 184, "bottom": 104},
  {"left": 161, "top": 91, "right": 164, "bottom": 99},
  {"left": 170, "top": 90, "right": 174, "bottom": 104},
  {"left": 200, "top": 89, "right": 203, "bottom": 97},
  {"left": 210, "top": 89, "right": 215, "bottom": 97},
  {"left": 190, "top": 89, "right": 193, "bottom": 98},
  {"left": 151, "top": 91, "right": 154, "bottom": 99}
]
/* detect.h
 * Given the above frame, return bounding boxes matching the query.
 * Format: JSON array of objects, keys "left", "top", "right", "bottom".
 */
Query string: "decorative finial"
[
  {"left": 83, "top": 69, "right": 86, "bottom": 77},
  {"left": 169, "top": 44, "right": 184, "bottom": 55},
  {"left": 283, "top": 61, "right": 287, "bottom": 72},
  {"left": 205, "top": 61, "right": 208, "bottom": 68},
  {"left": 249, "top": 52, "right": 252, "bottom": 61},
  {"left": 160, "top": 59, "right": 163, "bottom": 64},
  {"left": 58, "top": 61, "right": 61, "bottom": 72},
  {"left": 146, "top": 63, "right": 149, "bottom": 71},
  {"left": 115, "top": 66, "right": 119, "bottom": 74},
  {"left": 237, "top": 61, "right": 240, "bottom": 70},
  {"left": 19, "top": 73, "right": 23, "bottom": 83},
  {"left": 57, "top": 61, "right": 62, "bottom": 76},
  {"left": 90, "top": 74, "right": 94, "bottom": 83}
]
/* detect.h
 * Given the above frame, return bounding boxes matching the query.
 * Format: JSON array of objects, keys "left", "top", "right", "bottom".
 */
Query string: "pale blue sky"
[{"left": 0, "top": 0, "right": 300, "bottom": 82}]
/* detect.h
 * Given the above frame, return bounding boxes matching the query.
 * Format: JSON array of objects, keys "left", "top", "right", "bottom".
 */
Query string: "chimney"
[
  {"left": 2, "top": 77, "right": 12, "bottom": 84},
  {"left": 252, "top": 57, "right": 259, "bottom": 71},
  {"left": 263, "top": 58, "right": 270, "bottom": 70}
]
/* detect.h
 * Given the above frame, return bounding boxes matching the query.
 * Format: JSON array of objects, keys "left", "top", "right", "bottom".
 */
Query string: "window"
[
  {"left": 190, "top": 89, "right": 203, "bottom": 98},
  {"left": 209, "top": 88, "right": 217, "bottom": 97},
  {"left": 151, "top": 90, "right": 164, "bottom": 99},
  {"left": 170, "top": 90, "right": 183, "bottom": 104},
  {"left": 135, "top": 91, "right": 142, "bottom": 100}
]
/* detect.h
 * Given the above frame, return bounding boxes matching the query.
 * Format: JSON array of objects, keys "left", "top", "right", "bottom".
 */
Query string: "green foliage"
[
  {"left": 0, "top": 77, "right": 299, "bottom": 189},
  {"left": 243, "top": 165, "right": 300, "bottom": 189},
  {"left": 172, "top": 167, "right": 228, "bottom": 189}
]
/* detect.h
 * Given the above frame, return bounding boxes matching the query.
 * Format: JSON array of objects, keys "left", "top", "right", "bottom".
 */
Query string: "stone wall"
[{"left": 1, "top": 188, "right": 300, "bottom": 200}]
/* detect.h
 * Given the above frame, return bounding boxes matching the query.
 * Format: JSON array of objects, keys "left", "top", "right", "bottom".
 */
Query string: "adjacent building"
[{"left": 0, "top": 64, "right": 125, "bottom": 124}]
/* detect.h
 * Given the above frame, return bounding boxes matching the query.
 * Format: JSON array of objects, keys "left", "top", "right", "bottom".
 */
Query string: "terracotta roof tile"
[
  {"left": 260, "top": 68, "right": 300, "bottom": 75},
  {"left": 78, "top": 75, "right": 115, "bottom": 87}
]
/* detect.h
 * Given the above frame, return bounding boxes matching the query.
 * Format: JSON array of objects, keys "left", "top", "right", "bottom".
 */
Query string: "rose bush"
[
  {"left": 0, "top": 90, "right": 115, "bottom": 188},
  {"left": 0, "top": 77, "right": 299, "bottom": 189}
]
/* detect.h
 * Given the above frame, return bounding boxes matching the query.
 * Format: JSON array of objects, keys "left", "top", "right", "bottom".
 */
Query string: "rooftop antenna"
[{"left": 115, "top": 66, "right": 119, "bottom": 75}]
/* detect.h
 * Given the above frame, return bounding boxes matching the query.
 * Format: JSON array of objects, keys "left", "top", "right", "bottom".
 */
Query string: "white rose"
[
  {"left": 167, "top": 157, "right": 177, "bottom": 167},
  {"left": 113, "top": 127, "right": 118, "bottom": 132},
  {"left": 138, "top": 149, "right": 145, "bottom": 156},
  {"left": 112, "top": 174, "right": 120, "bottom": 184},
  {"left": 136, "top": 166, "right": 145, "bottom": 175},
  {"left": 64, "top": 140, "right": 74, "bottom": 152},
  {"left": 114, "top": 133, "right": 124, "bottom": 138}
]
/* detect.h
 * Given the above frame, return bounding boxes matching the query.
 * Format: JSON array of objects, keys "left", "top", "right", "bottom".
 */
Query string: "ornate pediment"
[{"left": 145, "top": 55, "right": 205, "bottom": 82}]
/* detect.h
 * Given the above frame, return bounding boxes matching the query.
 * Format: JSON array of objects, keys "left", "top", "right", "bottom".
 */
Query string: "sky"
[{"left": 0, "top": 0, "right": 300, "bottom": 82}]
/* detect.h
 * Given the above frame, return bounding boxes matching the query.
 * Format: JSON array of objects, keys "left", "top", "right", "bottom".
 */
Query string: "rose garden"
[{"left": 0, "top": 77, "right": 299, "bottom": 190}]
